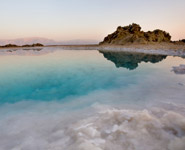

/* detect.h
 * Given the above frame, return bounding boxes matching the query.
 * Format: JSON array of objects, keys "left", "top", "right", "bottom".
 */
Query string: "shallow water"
[{"left": 0, "top": 48, "right": 185, "bottom": 150}]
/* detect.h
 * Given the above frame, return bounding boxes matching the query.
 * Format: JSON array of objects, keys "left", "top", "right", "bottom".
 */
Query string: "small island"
[
  {"left": 100, "top": 23, "right": 171, "bottom": 45},
  {"left": 98, "top": 23, "right": 185, "bottom": 56},
  {"left": 0, "top": 43, "right": 44, "bottom": 48}
]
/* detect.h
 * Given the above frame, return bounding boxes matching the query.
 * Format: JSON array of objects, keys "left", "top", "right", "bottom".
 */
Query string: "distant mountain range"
[{"left": 0, "top": 37, "right": 99, "bottom": 45}]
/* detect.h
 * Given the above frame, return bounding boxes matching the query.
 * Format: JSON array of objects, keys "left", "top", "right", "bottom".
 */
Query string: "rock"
[{"left": 100, "top": 23, "right": 171, "bottom": 45}]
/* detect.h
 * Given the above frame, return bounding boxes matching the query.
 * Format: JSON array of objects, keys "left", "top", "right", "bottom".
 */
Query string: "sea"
[{"left": 0, "top": 47, "right": 185, "bottom": 150}]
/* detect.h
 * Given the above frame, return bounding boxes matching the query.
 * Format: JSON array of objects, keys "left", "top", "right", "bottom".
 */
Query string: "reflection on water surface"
[{"left": 99, "top": 50, "right": 167, "bottom": 70}]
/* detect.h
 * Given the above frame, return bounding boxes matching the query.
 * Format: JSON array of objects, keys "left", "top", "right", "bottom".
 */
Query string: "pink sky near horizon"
[{"left": 0, "top": 0, "right": 185, "bottom": 41}]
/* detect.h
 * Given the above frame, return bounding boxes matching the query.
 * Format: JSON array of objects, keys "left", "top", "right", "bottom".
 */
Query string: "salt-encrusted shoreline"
[
  {"left": 1, "top": 44, "right": 185, "bottom": 56},
  {"left": 97, "top": 46, "right": 185, "bottom": 57}
]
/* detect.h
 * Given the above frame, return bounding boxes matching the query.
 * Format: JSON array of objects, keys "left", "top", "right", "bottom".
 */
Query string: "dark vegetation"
[
  {"left": 0, "top": 43, "right": 44, "bottom": 48},
  {"left": 100, "top": 23, "right": 172, "bottom": 45}
]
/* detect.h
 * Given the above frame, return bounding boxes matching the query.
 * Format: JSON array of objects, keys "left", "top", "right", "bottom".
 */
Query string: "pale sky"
[{"left": 0, "top": 0, "right": 185, "bottom": 41}]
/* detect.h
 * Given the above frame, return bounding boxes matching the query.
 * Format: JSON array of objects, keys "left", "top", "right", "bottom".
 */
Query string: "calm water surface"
[
  {"left": 0, "top": 48, "right": 184, "bottom": 106},
  {"left": 0, "top": 48, "right": 185, "bottom": 150}
]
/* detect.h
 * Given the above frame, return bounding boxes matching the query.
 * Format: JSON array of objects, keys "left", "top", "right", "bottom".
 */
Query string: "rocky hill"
[{"left": 100, "top": 23, "right": 171, "bottom": 45}]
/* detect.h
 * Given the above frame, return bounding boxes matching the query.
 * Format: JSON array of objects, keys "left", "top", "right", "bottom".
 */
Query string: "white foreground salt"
[
  {"left": 66, "top": 108, "right": 185, "bottom": 150},
  {"left": 0, "top": 104, "right": 185, "bottom": 150}
]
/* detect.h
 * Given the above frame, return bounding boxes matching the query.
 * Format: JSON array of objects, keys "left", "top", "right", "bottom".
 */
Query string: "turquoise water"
[
  {"left": 0, "top": 48, "right": 185, "bottom": 150},
  {"left": 0, "top": 48, "right": 185, "bottom": 107},
  {"left": 0, "top": 50, "right": 137, "bottom": 103}
]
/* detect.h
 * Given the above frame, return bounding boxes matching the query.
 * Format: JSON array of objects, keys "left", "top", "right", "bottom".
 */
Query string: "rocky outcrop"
[{"left": 100, "top": 23, "right": 171, "bottom": 45}]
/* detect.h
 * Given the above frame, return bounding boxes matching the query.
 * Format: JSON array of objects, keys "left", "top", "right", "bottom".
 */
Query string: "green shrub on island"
[{"left": 100, "top": 23, "right": 171, "bottom": 45}]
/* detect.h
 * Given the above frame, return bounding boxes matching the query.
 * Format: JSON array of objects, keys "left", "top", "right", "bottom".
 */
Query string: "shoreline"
[
  {"left": 98, "top": 43, "right": 185, "bottom": 57},
  {"left": 0, "top": 43, "right": 185, "bottom": 56},
  {"left": 98, "top": 46, "right": 185, "bottom": 57}
]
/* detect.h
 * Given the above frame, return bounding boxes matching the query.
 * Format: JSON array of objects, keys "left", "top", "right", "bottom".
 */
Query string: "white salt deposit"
[
  {"left": 172, "top": 64, "right": 185, "bottom": 74},
  {"left": 66, "top": 108, "right": 185, "bottom": 150},
  {"left": 0, "top": 106, "right": 185, "bottom": 150}
]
